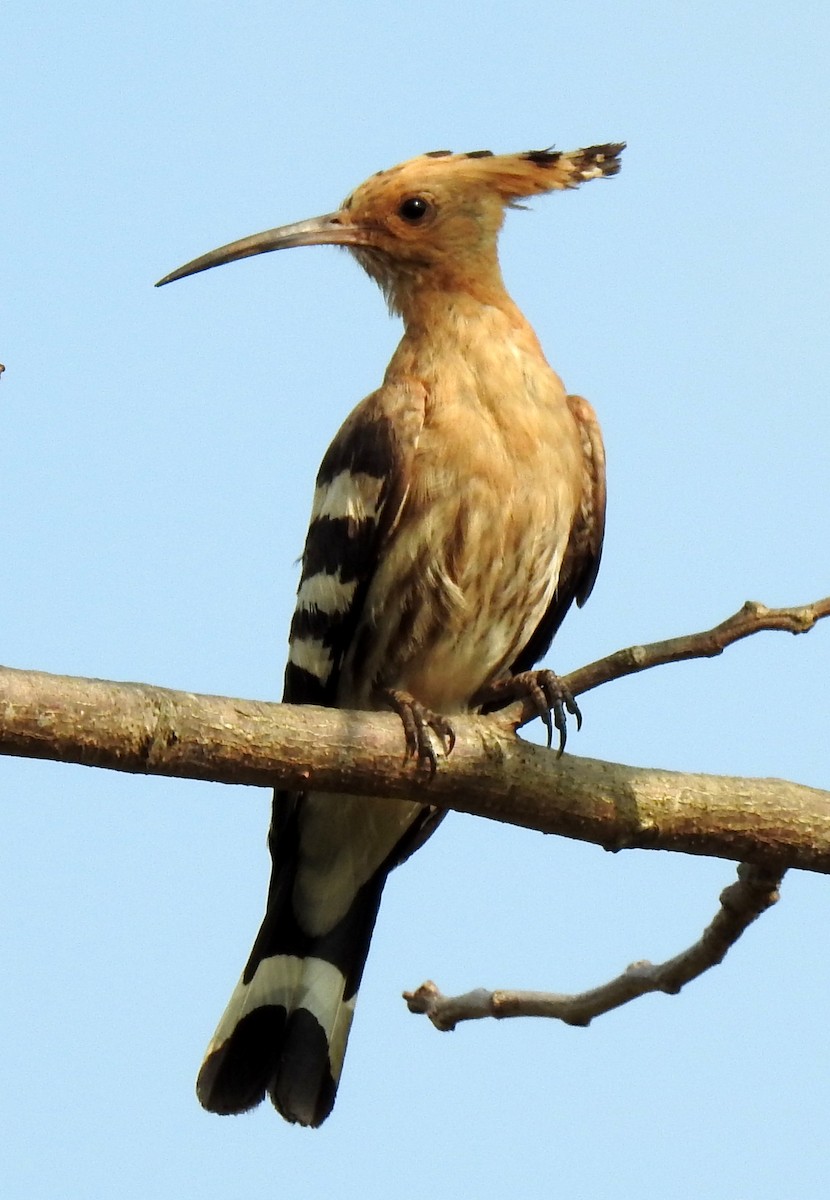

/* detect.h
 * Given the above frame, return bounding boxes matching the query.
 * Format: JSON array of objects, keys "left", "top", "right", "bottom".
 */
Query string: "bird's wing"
[
  {"left": 510, "top": 393, "right": 606, "bottom": 673},
  {"left": 282, "top": 381, "right": 427, "bottom": 708}
]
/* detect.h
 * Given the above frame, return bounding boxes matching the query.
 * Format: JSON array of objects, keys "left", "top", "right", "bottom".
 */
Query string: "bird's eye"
[{"left": 397, "top": 196, "right": 432, "bottom": 223}]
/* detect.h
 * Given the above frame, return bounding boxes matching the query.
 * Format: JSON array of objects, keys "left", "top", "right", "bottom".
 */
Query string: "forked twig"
[
  {"left": 404, "top": 862, "right": 785, "bottom": 1031},
  {"left": 564, "top": 597, "right": 830, "bottom": 702}
]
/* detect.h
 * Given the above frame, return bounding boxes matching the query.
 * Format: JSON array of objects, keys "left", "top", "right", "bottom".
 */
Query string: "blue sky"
[{"left": 2, "top": 3, "right": 829, "bottom": 1197}]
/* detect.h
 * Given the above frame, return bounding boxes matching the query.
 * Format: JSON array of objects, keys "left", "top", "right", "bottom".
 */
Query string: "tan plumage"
[{"left": 157, "top": 140, "right": 622, "bottom": 1126}]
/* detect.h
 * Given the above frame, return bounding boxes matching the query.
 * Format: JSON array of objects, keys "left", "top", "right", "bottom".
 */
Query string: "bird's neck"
[
  {"left": 387, "top": 282, "right": 546, "bottom": 379},
  {"left": 392, "top": 255, "right": 510, "bottom": 323}
]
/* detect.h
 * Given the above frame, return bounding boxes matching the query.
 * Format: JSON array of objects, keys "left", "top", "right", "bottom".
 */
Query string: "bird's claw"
[
  {"left": 479, "top": 669, "right": 581, "bottom": 757},
  {"left": 380, "top": 688, "right": 456, "bottom": 777}
]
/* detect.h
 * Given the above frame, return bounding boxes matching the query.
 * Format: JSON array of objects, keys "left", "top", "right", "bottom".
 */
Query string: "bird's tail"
[
  {"left": 197, "top": 785, "right": 438, "bottom": 1126},
  {"left": 196, "top": 866, "right": 385, "bottom": 1127}
]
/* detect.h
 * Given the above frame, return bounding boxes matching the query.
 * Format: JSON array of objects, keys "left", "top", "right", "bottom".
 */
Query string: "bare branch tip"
[{"left": 403, "top": 980, "right": 439, "bottom": 1013}]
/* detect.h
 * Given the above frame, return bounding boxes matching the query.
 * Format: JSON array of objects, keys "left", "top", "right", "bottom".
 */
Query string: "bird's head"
[{"left": 156, "top": 143, "right": 624, "bottom": 316}]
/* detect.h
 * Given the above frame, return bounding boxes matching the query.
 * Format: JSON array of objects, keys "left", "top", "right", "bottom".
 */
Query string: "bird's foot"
[
  {"left": 478, "top": 669, "right": 581, "bottom": 756},
  {"left": 379, "top": 688, "right": 456, "bottom": 777}
]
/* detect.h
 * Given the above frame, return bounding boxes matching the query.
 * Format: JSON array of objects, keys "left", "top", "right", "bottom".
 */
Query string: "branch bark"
[{"left": 1, "top": 597, "right": 828, "bottom": 871}]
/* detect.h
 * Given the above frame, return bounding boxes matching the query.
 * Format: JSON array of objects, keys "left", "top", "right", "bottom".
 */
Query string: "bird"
[{"left": 156, "top": 140, "right": 622, "bottom": 1127}]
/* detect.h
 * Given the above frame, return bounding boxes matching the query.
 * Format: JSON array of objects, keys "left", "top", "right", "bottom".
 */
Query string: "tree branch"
[
  {"left": 1, "top": 597, "right": 828, "bottom": 870},
  {"left": 403, "top": 862, "right": 785, "bottom": 1029}
]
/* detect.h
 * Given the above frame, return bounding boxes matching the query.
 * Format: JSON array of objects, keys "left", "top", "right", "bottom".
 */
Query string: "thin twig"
[
  {"left": 403, "top": 862, "right": 785, "bottom": 1030},
  {"left": 566, "top": 596, "right": 830, "bottom": 701}
]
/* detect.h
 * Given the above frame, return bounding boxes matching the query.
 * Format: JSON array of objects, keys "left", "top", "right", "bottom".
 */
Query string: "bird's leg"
[
  {"left": 377, "top": 687, "right": 456, "bottom": 776},
  {"left": 477, "top": 669, "right": 582, "bottom": 756}
]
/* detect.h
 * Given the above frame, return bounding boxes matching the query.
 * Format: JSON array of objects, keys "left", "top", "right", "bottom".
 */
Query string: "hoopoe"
[{"left": 157, "top": 141, "right": 622, "bottom": 1127}]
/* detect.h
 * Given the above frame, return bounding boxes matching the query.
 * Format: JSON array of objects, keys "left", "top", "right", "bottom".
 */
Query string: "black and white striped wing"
[{"left": 283, "top": 384, "right": 426, "bottom": 708}]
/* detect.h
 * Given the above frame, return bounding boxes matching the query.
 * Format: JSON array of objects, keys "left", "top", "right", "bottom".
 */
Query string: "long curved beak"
[{"left": 155, "top": 211, "right": 364, "bottom": 287}]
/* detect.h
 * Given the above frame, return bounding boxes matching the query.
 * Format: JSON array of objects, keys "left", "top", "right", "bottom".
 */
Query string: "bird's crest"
[{"left": 356, "top": 143, "right": 625, "bottom": 207}]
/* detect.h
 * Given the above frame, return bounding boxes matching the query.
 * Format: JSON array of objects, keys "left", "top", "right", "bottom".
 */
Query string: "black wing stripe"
[
  {"left": 316, "top": 414, "right": 397, "bottom": 484},
  {"left": 283, "top": 663, "right": 330, "bottom": 705},
  {"left": 301, "top": 515, "right": 381, "bottom": 582}
]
